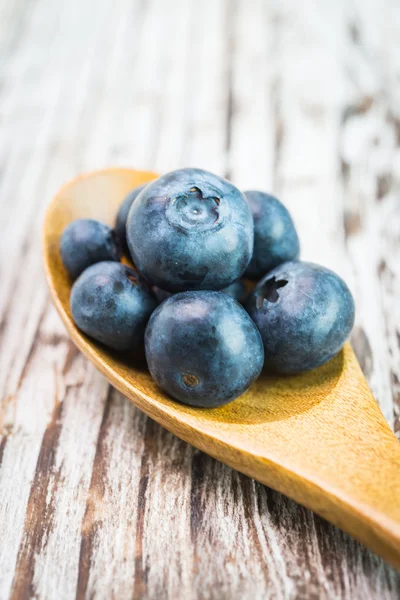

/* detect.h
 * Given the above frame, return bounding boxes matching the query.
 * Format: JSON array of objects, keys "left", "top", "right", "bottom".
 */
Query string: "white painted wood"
[{"left": 0, "top": 0, "right": 399, "bottom": 598}]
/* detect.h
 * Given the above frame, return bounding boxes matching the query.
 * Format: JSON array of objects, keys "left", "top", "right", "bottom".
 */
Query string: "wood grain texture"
[{"left": 0, "top": 0, "right": 400, "bottom": 598}]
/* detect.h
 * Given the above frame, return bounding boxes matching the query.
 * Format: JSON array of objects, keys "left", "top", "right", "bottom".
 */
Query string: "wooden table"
[{"left": 0, "top": 0, "right": 399, "bottom": 598}]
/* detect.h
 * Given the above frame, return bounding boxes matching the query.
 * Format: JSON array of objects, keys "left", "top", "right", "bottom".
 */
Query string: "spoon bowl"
[{"left": 43, "top": 168, "right": 400, "bottom": 568}]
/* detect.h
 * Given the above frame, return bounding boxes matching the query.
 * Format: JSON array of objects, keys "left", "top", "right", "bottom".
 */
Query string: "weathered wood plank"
[
  {"left": 0, "top": 0, "right": 399, "bottom": 598},
  {"left": 339, "top": 0, "right": 399, "bottom": 426}
]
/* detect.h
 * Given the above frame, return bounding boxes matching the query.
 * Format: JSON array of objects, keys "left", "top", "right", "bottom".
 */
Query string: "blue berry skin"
[
  {"left": 153, "top": 281, "right": 248, "bottom": 305},
  {"left": 246, "top": 261, "right": 355, "bottom": 374},
  {"left": 60, "top": 219, "right": 122, "bottom": 280},
  {"left": 145, "top": 291, "right": 264, "bottom": 407},
  {"left": 244, "top": 191, "right": 300, "bottom": 280},
  {"left": 115, "top": 184, "right": 147, "bottom": 252},
  {"left": 71, "top": 262, "right": 157, "bottom": 352},
  {"left": 222, "top": 280, "right": 249, "bottom": 305},
  {"left": 127, "top": 168, "right": 254, "bottom": 292},
  {"left": 153, "top": 286, "right": 172, "bottom": 304}
]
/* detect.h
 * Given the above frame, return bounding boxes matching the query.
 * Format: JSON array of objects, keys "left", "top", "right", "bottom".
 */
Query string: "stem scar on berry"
[
  {"left": 169, "top": 187, "right": 222, "bottom": 229},
  {"left": 256, "top": 276, "right": 288, "bottom": 309},
  {"left": 183, "top": 373, "right": 199, "bottom": 387}
]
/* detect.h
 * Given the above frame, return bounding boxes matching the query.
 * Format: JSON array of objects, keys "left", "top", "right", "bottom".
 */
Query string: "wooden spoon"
[{"left": 43, "top": 168, "right": 400, "bottom": 569}]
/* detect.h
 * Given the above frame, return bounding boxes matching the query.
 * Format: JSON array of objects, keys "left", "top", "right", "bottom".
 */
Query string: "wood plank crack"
[{"left": 10, "top": 400, "right": 64, "bottom": 600}]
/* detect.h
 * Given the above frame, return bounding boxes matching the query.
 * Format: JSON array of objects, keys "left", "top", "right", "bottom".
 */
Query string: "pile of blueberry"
[{"left": 60, "top": 168, "right": 355, "bottom": 408}]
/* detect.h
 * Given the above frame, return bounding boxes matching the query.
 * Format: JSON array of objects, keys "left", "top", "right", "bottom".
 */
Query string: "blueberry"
[
  {"left": 153, "top": 281, "right": 248, "bottom": 305},
  {"left": 152, "top": 286, "right": 172, "bottom": 303},
  {"left": 115, "top": 183, "right": 147, "bottom": 253},
  {"left": 127, "top": 168, "right": 254, "bottom": 292},
  {"left": 71, "top": 261, "right": 157, "bottom": 351},
  {"left": 244, "top": 191, "right": 300, "bottom": 280},
  {"left": 60, "top": 219, "right": 122, "bottom": 280},
  {"left": 246, "top": 261, "right": 355, "bottom": 373},
  {"left": 145, "top": 291, "right": 264, "bottom": 407},
  {"left": 222, "top": 280, "right": 249, "bottom": 305}
]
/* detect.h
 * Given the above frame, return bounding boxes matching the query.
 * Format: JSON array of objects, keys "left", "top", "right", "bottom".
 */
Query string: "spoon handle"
[
  {"left": 218, "top": 434, "right": 400, "bottom": 570},
  {"left": 103, "top": 342, "right": 400, "bottom": 569},
  {"left": 160, "top": 350, "right": 400, "bottom": 570}
]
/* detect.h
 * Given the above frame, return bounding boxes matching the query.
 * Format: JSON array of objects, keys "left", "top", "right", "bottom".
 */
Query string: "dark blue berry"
[
  {"left": 60, "top": 219, "right": 121, "bottom": 280},
  {"left": 127, "top": 168, "right": 254, "bottom": 292},
  {"left": 246, "top": 261, "right": 355, "bottom": 373},
  {"left": 152, "top": 286, "right": 172, "bottom": 303},
  {"left": 153, "top": 280, "right": 248, "bottom": 306},
  {"left": 145, "top": 291, "right": 264, "bottom": 407},
  {"left": 71, "top": 262, "right": 157, "bottom": 351},
  {"left": 115, "top": 184, "right": 147, "bottom": 253},
  {"left": 244, "top": 191, "right": 300, "bottom": 280},
  {"left": 222, "top": 280, "right": 249, "bottom": 305}
]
